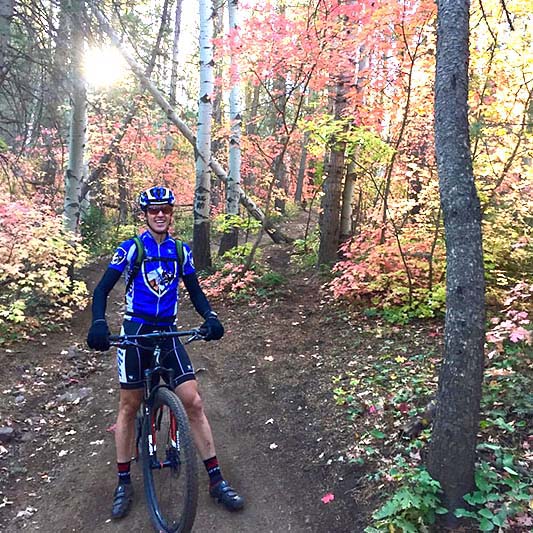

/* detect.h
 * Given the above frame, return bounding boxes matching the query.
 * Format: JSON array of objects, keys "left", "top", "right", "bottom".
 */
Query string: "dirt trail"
[{"left": 0, "top": 222, "right": 362, "bottom": 532}]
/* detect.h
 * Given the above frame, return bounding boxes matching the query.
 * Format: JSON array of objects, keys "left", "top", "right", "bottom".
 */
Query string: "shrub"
[
  {"left": 365, "top": 466, "right": 447, "bottom": 533},
  {"left": 328, "top": 227, "right": 446, "bottom": 319},
  {"left": 0, "top": 198, "right": 88, "bottom": 342}
]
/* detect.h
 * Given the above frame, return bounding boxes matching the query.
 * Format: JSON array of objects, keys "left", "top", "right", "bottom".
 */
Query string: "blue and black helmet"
[{"left": 138, "top": 186, "right": 175, "bottom": 211}]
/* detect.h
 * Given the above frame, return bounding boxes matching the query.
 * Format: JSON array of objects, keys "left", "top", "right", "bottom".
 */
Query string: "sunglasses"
[{"left": 146, "top": 205, "right": 173, "bottom": 215}]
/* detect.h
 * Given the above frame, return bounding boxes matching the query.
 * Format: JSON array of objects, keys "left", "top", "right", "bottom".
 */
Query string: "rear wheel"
[{"left": 141, "top": 387, "right": 198, "bottom": 532}]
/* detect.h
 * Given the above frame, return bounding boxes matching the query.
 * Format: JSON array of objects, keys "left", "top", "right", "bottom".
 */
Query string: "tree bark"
[
  {"left": 272, "top": 74, "right": 288, "bottom": 213},
  {"left": 219, "top": 0, "right": 242, "bottom": 255},
  {"left": 245, "top": 83, "right": 260, "bottom": 136},
  {"left": 194, "top": 0, "right": 214, "bottom": 270},
  {"left": 318, "top": 72, "right": 348, "bottom": 265},
  {"left": 340, "top": 161, "right": 356, "bottom": 242},
  {"left": 210, "top": 0, "right": 224, "bottom": 208},
  {"left": 64, "top": 0, "right": 87, "bottom": 235},
  {"left": 427, "top": 0, "right": 486, "bottom": 525}
]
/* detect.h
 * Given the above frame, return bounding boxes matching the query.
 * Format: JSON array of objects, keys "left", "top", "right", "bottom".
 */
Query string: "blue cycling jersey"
[{"left": 108, "top": 231, "right": 195, "bottom": 325}]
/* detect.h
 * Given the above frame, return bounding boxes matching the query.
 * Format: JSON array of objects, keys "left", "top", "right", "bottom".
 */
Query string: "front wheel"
[{"left": 141, "top": 387, "right": 198, "bottom": 533}]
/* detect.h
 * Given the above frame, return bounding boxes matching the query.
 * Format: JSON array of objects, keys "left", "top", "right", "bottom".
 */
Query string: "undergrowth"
[{"left": 328, "top": 303, "right": 532, "bottom": 531}]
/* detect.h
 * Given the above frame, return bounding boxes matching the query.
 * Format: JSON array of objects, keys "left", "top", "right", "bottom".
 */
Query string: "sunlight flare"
[{"left": 83, "top": 46, "right": 128, "bottom": 88}]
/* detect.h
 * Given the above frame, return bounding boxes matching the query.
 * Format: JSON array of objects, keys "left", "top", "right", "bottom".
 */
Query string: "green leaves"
[
  {"left": 454, "top": 457, "right": 532, "bottom": 532},
  {"left": 367, "top": 468, "right": 444, "bottom": 532}
]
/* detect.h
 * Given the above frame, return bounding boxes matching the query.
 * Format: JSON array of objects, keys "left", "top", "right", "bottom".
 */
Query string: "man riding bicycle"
[{"left": 87, "top": 186, "right": 244, "bottom": 519}]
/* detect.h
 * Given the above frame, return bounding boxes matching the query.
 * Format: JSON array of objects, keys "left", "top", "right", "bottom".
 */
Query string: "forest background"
[{"left": 0, "top": 0, "right": 531, "bottom": 531}]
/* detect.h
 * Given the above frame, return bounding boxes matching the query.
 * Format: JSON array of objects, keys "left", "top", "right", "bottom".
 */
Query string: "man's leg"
[
  {"left": 112, "top": 388, "right": 143, "bottom": 519},
  {"left": 175, "top": 380, "right": 244, "bottom": 511},
  {"left": 175, "top": 380, "right": 215, "bottom": 459}
]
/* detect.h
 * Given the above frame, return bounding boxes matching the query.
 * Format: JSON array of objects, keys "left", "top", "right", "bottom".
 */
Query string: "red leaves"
[
  {"left": 321, "top": 492, "right": 335, "bottom": 504},
  {"left": 397, "top": 402, "right": 409, "bottom": 414}
]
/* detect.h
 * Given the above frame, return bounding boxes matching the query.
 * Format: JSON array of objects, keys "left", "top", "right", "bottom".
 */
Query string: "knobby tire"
[{"left": 142, "top": 387, "right": 198, "bottom": 533}]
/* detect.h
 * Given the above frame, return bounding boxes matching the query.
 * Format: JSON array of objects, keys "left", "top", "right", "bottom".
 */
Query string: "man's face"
[{"left": 145, "top": 204, "right": 173, "bottom": 234}]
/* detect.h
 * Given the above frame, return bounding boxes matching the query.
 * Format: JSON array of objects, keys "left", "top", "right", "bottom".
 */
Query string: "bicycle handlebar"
[{"left": 109, "top": 328, "right": 204, "bottom": 346}]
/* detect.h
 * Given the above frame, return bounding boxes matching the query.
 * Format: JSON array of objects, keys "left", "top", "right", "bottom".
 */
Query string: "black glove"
[
  {"left": 87, "top": 319, "right": 111, "bottom": 351},
  {"left": 200, "top": 314, "right": 224, "bottom": 341}
]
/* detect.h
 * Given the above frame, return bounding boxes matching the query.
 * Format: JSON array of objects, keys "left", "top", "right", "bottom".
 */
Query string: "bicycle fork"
[{"left": 147, "top": 400, "right": 182, "bottom": 473}]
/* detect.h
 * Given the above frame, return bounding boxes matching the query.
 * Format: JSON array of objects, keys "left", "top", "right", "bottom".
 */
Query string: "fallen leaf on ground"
[{"left": 321, "top": 492, "right": 335, "bottom": 504}]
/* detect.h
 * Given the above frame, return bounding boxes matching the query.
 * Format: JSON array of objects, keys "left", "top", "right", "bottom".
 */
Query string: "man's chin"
[{"left": 148, "top": 223, "right": 169, "bottom": 235}]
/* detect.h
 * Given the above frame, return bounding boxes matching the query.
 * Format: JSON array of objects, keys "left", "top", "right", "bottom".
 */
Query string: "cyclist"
[{"left": 86, "top": 186, "right": 244, "bottom": 519}]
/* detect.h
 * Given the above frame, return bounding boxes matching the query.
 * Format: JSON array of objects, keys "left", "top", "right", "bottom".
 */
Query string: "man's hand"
[
  {"left": 200, "top": 314, "right": 224, "bottom": 341},
  {"left": 87, "top": 319, "right": 111, "bottom": 351}
]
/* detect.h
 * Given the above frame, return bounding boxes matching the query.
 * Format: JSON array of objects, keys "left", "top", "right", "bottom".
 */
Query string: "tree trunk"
[
  {"left": 245, "top": 83, "right": 260, "bottom": 136},
  {"left": 340, "top": 161, "right": 356, "bottom": 242},
  {"left": 426, "top": 0, "right": 486, "bottom": 526},
  {"left": 169, "top": 0, "right": 183, "bottom": 107},
  {"left": 219, "top": 0, "right": 242, "bottom": 256},
  {"left": 210, "top": 0, "right": 225, "bottom": 208},
  {"left": 164, "top": 0, "right": 183, "bottom": 155},
  {"left": 116, "top": 155, "right": 128, "bottom": 224},
  {"left": 295, "top": 131, "right": 310, "bottom": 204},
  {"left": 194, "top": 0, "right": 214, "bottom": 270},
  {"left": 0, "top": 0, "right": 14, "bottom": 82},
  {"left": 64, "top": 0, "right": 87, "bottom": 235},
  {"left": 318, "top": 73, "right": 348, "bottom": 265},
  {"left": 272, "top": 73, "right": 287, "bottom": 213}
]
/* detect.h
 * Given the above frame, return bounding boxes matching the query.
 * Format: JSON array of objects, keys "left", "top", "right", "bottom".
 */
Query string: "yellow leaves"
[{"left": 0, "top": 200, "right": 89, "bottom": 340}]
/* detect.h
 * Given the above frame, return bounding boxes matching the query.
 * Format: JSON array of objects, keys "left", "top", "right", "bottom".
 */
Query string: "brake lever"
[{"left": 184, "top": 332, "right": 206, "bottom": 345}]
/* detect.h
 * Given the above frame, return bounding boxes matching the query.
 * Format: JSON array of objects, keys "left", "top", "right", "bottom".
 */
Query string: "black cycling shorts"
[{"left": 116, "top": 320, "right": 196, "bottom": 390}]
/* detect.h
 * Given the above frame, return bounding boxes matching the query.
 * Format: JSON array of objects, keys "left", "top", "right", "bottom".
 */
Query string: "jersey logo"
[
  {"left": 111, "top": 247, "right": 127, "bottom": 266},
  {"left": 184, "top": 247, "right": 195, "bottom": 269},
  {"left": 145, "top": 266, "right": 176, "bottom": 295}
]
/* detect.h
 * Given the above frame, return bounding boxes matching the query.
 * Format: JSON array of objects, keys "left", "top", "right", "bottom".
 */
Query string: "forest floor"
[{"left": 0, "top": 212, "right": 458, "bottom": 533}]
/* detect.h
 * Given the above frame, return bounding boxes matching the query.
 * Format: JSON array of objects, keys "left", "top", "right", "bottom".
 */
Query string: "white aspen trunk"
[
  {"left": 64, "top": 0, "right": 86, "bottom": 234},
  {"left": 165, "top": 0, "right": 183, "bottom": 154},
  {"left": 218, "top": 0, "right": 242, "bottom": 255},
  {"left": 194, "top": 0, "right": 214, "bottom": 269},
  {"left": 91, "top": 4, "right": 291, "bottom": 244},
  {"left": 227, "top": 0, "right": 241, "bottom": 213},
  {"left": 340, "top": 161, "right": 356, "bottom": 240}
]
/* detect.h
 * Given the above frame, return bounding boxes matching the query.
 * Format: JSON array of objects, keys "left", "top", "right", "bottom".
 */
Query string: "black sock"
[
  {"left": 117, "top": 461, "right": 131, "bottom": 485},
  {"left": 204, "top": 456, "right": 223, "bottom": 486}
]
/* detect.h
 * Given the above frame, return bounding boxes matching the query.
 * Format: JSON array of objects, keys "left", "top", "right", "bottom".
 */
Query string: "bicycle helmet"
[{"left": 138, "top": 186, "right": 175, "bottom": 211}]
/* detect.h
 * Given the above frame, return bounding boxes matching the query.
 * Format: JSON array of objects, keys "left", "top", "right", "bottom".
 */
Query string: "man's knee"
[
  {"left": 181, "top": 391, "right": 205, "bottom": 421},
  {"left": 118, "top": 390, "right": 142, "bottom": 420}
]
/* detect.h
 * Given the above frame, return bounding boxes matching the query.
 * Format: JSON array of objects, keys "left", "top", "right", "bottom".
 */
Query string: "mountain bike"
[{"left": 109, "top": 329, "right": 203, "bottom": 533}]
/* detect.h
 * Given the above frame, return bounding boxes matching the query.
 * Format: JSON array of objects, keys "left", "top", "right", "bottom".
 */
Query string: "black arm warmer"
[
  {"left": 91, "top": 267, "right": 122, "bottom": 321},
  {"left": 182, "top": 272, "right": 213, "bottom": 319}
]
